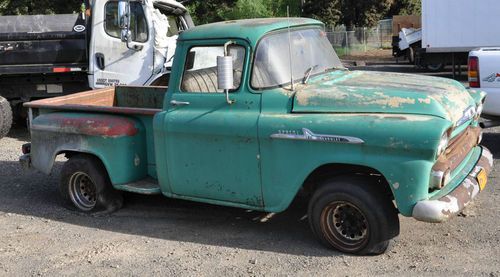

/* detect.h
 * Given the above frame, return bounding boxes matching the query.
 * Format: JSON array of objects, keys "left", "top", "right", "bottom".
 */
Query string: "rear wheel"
[
  {"left": 0, "top": 96, "right": 12, "bottom": 139},
  {"left": 60, "top": 154, "right": 123, "bottom": 214},
  {"left": 308, "top": 176, "right": 400, "bottom": 255}
]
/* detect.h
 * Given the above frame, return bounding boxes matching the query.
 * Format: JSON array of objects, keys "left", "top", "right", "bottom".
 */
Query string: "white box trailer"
[
  {"left": 393, "top": 0, "right": 500, "bottom": 73},
  {"left": 422, "top": 0, "right": 500, "bottom": 53}
]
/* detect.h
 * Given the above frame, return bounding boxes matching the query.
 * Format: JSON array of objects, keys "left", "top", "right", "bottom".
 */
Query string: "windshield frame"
[{"left": 250, "top": 26, "right": 344, "bottom": 91}]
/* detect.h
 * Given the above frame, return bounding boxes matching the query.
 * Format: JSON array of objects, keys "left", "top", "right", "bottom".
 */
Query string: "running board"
[{"left": 114, "top": 178, "right": 161, "bottom": 195}]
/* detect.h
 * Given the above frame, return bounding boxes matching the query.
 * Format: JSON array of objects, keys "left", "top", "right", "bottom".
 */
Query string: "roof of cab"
[
  {"left": 153, "top": 0, "right": 187, "bottom": 11},
  {"left": 178, "top": 18, "right": 323, "bottom": 45}
]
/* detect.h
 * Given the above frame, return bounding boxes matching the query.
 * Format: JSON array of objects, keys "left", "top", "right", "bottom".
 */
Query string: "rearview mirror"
[
  {"left": 217, "top": 55, "right": 235, "bottom": 105},
  {"left": 118, "top": 1, "right": 131, "bottom": 43},
  {"left": 217, "top": 41, "right": 236, "bottom": 104},
  {"left": 217, "top": 56, "right": 234, "bottom": 91}
]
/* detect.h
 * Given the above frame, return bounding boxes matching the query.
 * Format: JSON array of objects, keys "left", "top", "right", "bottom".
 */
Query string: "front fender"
[
  {"left": 258, "top": 112, "right": 451, "bottom": 216},
  {"left": 30, "top": 112, "right": 147, "bottom": 185}
]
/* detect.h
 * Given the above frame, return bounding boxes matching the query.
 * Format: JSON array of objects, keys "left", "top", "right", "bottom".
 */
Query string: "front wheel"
[
  {"left": 60, "top": 154, "right": 123, "bottom": 214},
  {"left": 308, "top": 177, "right": 400, "bottom": 255}
]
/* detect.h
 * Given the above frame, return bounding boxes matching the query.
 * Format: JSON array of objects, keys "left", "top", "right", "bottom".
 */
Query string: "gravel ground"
[{"left": 0, "top": 62, "right": 499, "bottom": 276}]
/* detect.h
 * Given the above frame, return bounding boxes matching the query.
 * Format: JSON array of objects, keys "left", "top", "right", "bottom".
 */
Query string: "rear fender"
[{"left": 30, "top": 112, "right": 147, "bottom": 185}]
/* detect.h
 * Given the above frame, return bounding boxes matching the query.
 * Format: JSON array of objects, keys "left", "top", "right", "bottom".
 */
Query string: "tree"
[
  {"left": 387, "top": 0, "right": 421, "bottom": 16},
  {"left": 222, "top": 0, "right": 301, "bottom": 20},
  {"left": 339, "top": 0, "right": 392, "bottom": 29},
  {"left": 302, "top": 0, "right": 341, "bottom": 27},
  {"left": 185, "top": 0, "right": 237, "bottom": 25},
  {"left": 303, "top": 0, "right": 393, "bottom": 29}
]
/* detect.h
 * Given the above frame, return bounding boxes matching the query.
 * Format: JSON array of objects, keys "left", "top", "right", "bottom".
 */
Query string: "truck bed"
[
  {"left": 25, "top": 86, "right": 167, "bottom": 116},
  {"left": 26, "top": 86, "right": 168, "bottom": 184}
]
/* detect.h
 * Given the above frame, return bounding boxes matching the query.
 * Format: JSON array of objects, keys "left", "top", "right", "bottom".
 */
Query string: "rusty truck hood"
[{"left": 292, "top": 70, "right": 475, "bottom": 123}]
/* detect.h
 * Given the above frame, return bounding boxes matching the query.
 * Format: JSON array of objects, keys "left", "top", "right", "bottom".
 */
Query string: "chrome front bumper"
[{"left": 412, "top": 147, "right": 493, "bottom": 223}]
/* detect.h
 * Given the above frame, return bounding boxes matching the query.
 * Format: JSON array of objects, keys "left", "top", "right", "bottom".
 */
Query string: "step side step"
[{"left": 114, "top": 177, "right": 161, "bottom": 195}]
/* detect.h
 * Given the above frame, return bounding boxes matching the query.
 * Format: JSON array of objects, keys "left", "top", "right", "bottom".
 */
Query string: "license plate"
[{"left": 477, "top": 168, "right": 488, "bottom": 191}]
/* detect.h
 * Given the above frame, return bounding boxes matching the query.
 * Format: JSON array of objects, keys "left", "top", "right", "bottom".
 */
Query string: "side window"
[
  {"left": 105, "top": 1, "right": 148, "bottom": 43},
  {"left": 181, "top": 45, "right": 245, "bottom": 93}
]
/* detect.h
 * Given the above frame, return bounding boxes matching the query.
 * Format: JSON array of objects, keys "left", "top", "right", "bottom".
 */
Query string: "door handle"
[
  {"left": 170, "top": 100, "right": 190, "bottom": 106},
  {"left": 95, "top": 53, "right": 105, "bottom": 70}
]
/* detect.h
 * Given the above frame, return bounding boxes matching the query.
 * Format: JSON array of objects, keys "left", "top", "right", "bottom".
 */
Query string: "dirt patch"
[
  {"left": 342, "top": 49, "right": 395, "bottom": 62},
  {"left": 0, "top": 126, "right": 499, "bottom": 276}
]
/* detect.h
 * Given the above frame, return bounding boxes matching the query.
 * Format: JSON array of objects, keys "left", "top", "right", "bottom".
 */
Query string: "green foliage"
[
  {"left": 186, "top": 0, "right": 236, "bottom": 25},
  {"left": 186, "top": 0, "right": 301, "bottom": 25},
  {"left": 303, "top": 0, "right": 422, "bottom": 28},
  {"left": 223, "top": 0, "right": 301, "bottom": 20},
  {"left": 0, "top": 0, "right": 82, "bottom": 15},
  {"left": 0, "top": 0, "right": 422, "bottom": 29},
  {"left": 387, "top": 0, "right": 421, "bottom": 16},
  {"left": 302, "top": 0, "right": 341, "bottom": 27},
  {"left": 304, "top": 0, "right": 393, "bottom": 28}
]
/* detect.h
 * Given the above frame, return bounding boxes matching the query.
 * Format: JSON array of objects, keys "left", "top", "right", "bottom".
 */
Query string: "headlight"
[{"left": 437, "top": 133, "right": 449, "bottom": 157}]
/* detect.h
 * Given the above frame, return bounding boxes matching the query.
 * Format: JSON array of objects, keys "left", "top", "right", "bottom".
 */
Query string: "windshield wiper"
[{"left": 302, "top": 65, "right": 319, "bottom": 84}]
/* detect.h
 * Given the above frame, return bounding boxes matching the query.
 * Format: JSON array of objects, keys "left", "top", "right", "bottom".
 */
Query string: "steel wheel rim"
[
  {"left": 68, "top": 172, "right": 97, "bottom": 211},
  {"left": 321, "top": 201, "right": 369, "bottom": 251}
]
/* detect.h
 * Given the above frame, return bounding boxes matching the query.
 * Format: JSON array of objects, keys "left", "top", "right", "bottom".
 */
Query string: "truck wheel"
[
  {"left": 0, "top": 96, "right": 12, "bottom": 139},
  {"left": 426, "top": 63, "right": 445, "bottom": 72},
  {"left": 60, "top": 154, "right": 123, "bottom": 214},
  {"left": 308, "top": 177, "right": 400, "bottom": 255},
  {"left": 407, "top": 47, "right": 415, "bottom": 64}
]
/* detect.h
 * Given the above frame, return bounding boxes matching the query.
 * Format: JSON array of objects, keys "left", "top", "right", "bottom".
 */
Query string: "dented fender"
[{"left": 30, "top": 112, "right": 148, "bottom": 185}]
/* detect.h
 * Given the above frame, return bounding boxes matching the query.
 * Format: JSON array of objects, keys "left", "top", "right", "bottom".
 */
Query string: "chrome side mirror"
[
  {"left": 217, "top": 41, "right": 236, "bottom": 104},
  {"left": 118, "top": 0, "right": 130, "bottom": 42}
]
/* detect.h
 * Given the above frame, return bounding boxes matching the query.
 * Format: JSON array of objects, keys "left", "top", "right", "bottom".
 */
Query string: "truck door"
[
  {"left": 89, "top": 0, "right": 154, "bottom": 88},
  {"left": 161, "top": 42, "right": 264, "bottom": 207}
]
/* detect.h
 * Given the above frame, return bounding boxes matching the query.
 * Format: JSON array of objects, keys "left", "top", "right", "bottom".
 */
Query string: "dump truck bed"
[{"left": 0, "top": 14, "right": 88, "bottom": 75}]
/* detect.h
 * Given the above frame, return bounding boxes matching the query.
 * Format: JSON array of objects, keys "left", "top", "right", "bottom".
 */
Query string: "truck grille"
[{"left": 430, "top": 127, "right": 481, "bottom": 190}]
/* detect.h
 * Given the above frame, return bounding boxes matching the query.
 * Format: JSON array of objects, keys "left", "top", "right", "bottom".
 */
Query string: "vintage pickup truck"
[{"left": 20, "top": 18, "right": 492, "bottom": 255}]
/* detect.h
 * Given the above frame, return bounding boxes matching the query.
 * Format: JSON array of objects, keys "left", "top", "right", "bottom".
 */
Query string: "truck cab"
[
  {"left": 21, "top": 18, "right": 493, "bottom": 255},
  {"left": 89, "top": 0, "right": 194, "bottom": 88}
]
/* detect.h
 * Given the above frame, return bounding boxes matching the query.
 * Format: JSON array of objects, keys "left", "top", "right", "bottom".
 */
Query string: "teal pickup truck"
[{"left": 20, "top": 18, "right": 492, "bottom": 255}]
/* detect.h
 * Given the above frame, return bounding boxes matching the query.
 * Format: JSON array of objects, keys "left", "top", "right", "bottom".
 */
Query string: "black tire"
[
  {"left": 407, "top": 47, "right": 415, "bottom": 64},
  {"left": 60, "top": 154, "right": 123, "bottom": 214},
  {"left": 308, "top": 176, "right": 400, "bottom": 255},
  {"left": 426, "top": 63, "right": 445, "bottom": 72},
  {"left": 0, "top": 96, "right": 12, "bottom": 139}
]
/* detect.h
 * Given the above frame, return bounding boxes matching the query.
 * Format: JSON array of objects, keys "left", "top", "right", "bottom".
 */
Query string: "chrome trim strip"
[
  {"left": 270, "top": 128, "right": 364, "bottom": 144},
  {"left": 456, "top": 105, "right": 476, "bottom": 127}
]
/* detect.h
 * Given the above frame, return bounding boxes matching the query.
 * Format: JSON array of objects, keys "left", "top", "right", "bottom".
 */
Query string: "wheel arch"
[
  {"left": 263, "top": 162, "right": 401, "bottom": 214},
  {"left": 301, "top": 163, "right": 394, "bottom": 200},
  {"left": 266, "top": 163, "right": 394, "bottom": 211}
]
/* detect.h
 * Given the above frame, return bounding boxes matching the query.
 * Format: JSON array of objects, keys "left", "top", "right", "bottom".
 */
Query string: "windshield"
[{"left": 252, "top": 28, "right": 344, "bottom": 89}]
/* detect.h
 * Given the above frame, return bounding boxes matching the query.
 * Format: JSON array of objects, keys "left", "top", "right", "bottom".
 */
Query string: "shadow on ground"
[{"left": 0, "top": 155, "right": 334, "bottom": 257}]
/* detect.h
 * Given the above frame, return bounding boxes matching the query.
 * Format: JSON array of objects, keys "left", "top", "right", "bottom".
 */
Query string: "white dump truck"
[{"left": 0, "top": 0, "right": 194, "bottom": 138}]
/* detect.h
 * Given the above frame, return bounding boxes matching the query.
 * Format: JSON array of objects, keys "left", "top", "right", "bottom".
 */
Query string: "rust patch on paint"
[{"left": 32, "top": 113, "right": 139, "bottom": 137}]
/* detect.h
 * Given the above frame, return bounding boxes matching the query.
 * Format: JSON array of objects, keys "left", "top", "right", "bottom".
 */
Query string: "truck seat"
[
  {"left": 181, "top": 67, "right": 221, "bottom": 93},
  {"left": 181, "top": 66, "right": 243, "bottom": 93}
]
